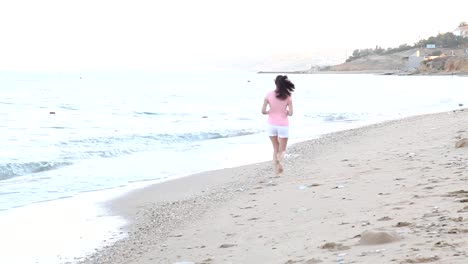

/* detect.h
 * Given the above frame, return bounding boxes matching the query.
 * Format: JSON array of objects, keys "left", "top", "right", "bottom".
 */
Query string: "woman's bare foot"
[
  {"left": 274, "top": 152, "right": 285, "bottom": 175},
  {"left": 272, "top": 160, "right": 278, "bottom": 175},
  {"left": 273, "top": 159, "right": 284, "bottom": 176},
  {"left": 277, "top": 162, "right": 284, "bottom": 174}
]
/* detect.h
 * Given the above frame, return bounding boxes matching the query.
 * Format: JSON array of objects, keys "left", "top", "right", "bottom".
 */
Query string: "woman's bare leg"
[
  {"left": 276, "top": 137, "right": 289, "bottom": 174},
  {"left": 269, "top": 136, "right": 280, "bottom": 175}
]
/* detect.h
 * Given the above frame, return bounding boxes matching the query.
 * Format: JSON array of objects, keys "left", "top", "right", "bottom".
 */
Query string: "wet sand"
[{"left": 81, "top": 109, "right": 468, "bottom": 264}]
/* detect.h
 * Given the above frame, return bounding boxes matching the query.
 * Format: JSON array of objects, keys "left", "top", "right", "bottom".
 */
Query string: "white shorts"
[{"left": 267, "top": 124, "right": 289, "bottom": 138}]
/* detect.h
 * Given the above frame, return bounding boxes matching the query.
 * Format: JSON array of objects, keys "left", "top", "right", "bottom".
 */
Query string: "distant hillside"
[
  {"left": 324, "top": 30, "right": 468, "bottom": 74},
  {"left": 325, "top": 47, "right": 468, "bottom": 74},
  {"left": 327, "top": 49, "right": 411, "bottom": 71}
]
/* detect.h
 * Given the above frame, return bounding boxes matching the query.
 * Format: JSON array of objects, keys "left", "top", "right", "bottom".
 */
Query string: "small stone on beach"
[
  {"left": 395, "top": 222, "right": 411, "bottom": 227},
  {"left": 219, "top": 244, "right": 237, "bottom": 248}
]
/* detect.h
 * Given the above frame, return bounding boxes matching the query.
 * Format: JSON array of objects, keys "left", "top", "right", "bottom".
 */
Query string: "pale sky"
[{"left": 0, "top": 0, "right": 467, "bottom": 72}]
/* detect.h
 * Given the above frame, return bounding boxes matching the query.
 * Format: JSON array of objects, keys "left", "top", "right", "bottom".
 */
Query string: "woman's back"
[{"left": 266, "top": 91, "right": 291, "bottom": 126}]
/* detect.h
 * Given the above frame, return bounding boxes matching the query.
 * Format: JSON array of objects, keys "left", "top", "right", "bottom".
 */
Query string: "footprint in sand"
[
  {"left": 402, "top": 256, "right": 439, "bottom": 263},
  {"left": 319, "top": 242, "right": 350, "bottom": 251},
  {"left": 446, "top": 190, "right": 468, "bottom": 200},
  {"left": 434, "top": 241, "right": 456, "bottom": 248},
  {"left": 449, "top": 216, "right": 463, "bottom": 222},
  {"left": 358, "top": 231, "right": 400, "bottom": 245},
  {"left": 303, "top": 259, "right": 323, "bottom": 264},
  {"left": 447, "top": 228, "right": 468, "bottom": 234},
  {"left": 377, "top": 216, "right": 393, "bottom": 221},
  {"left": 457, "top": 206, "right": 468, "bottom": 213},
  {"left": 455, "top": 138, "right": 468, "bottom": 148},
  {"left": 284, "top": 259, "right": 323, "bottom": 264}
]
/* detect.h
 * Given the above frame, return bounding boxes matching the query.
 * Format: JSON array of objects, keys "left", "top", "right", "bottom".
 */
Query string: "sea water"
[{"left": 0, "top": 71, "right": 467, "bottom": 263}]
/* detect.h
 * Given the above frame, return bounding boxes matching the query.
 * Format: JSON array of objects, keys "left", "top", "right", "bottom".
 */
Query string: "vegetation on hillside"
[
  {"left": 346, "top": 23, "right": 468, "bottom": 63},
  {"left": 415, "top": 32, "right": 467, "bottom": 50}
]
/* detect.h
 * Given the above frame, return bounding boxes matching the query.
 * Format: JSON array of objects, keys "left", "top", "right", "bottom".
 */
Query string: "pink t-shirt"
[{"left": 266, "top": 90, "right": 291, "bottom": 126}]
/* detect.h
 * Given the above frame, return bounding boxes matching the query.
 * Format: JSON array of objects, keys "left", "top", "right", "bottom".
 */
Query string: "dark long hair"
[{"left": 274, "top": 75, "right": 295, "bottom": 100}]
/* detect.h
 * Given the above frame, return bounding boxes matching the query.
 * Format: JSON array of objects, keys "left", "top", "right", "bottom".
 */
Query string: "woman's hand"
[
  {"left": 287, "top": 100, "right": 293, "bottom": 116},
  {"left": 261, "top": 98, "right": 269, "bottom": 115}
]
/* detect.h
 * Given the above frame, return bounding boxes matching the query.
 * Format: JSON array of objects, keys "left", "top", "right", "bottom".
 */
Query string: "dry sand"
[{"left": 81, "top": 110, "right": 468, "bottom": 264}]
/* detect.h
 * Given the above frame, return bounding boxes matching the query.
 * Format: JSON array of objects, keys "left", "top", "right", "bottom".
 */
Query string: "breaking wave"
[{"left": 0, "top": 161, "right": 73, "bottom": 180}]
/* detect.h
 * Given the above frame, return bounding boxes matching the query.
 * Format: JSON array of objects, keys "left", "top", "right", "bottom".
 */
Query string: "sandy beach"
[{"left": 82, "top": 110, "right": 468, "bottom": 264}]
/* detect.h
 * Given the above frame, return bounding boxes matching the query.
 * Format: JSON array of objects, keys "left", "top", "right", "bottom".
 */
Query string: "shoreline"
[
  {"left": 257, "top": 70, "right": 468, "bottom": 76},
  {"left": 258, "top": 70, "right": 394, "bottom": 74},
  {"left": 81, "top": 109, "right": 468, "bottom": 263}
]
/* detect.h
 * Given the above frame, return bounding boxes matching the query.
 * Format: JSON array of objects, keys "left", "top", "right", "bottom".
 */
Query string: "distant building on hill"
[
  {"left": 406, "top": 50, "right": 424, "bottom": 69},
  {"left": 453, "top": 25, "right": 468, "bottom": 37}
]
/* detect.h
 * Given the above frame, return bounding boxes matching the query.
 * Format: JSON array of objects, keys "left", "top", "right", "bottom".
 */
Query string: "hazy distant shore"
[
  {"left": 81, "top": 109, "right": 468, "bottom": 264},
  {"left": 258, "top": 70, "right": 395, "bottom": 75},
  {"left": 258, "top": 70, "right": 468, "bottom": 76}
]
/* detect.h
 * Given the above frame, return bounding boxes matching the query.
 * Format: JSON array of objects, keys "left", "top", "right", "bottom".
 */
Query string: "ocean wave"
[
  {"left": 134, "top": 111, "right": 188, "bottom": 116},
  {"left": 0, "top": 161, "right": 73, "bottom": 180},
  {"left": 42, "top": 126, "right": 72, "bottom": 129},
  {"left": 59, "top": 105, "right": 79, "bottom": 110},
  {"left": 134, "top": 111, "right": 163, "bottom": 116},
  {"left": 155, "top": 130, "right": 259, "bottom": 143},
  {"left": 60, "top": 129, "right": 260, "bottom": 160},
  {"left": 69, "top": 129, "right": 260, "bottom": 146},
  {"left": 0, "top": 129, "right": 260, "bottom": 180},
  {"left": 317, "top": 113, "right": 362, "bottom": 123},
  {"left": 80, "top": 149, "right": 134, "bottom": 158}
]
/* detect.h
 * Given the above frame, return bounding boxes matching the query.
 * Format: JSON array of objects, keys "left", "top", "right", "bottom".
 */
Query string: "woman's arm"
[
  {"left": 261, "top": 98, "right": 269, "bottom": 115},
  {"left": 287, "top": 100, "right": 293, "bottom": 116}
]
